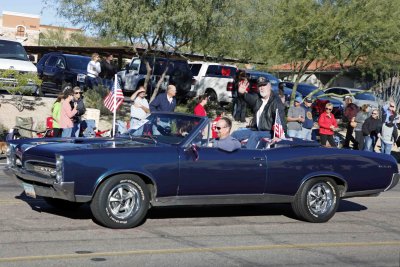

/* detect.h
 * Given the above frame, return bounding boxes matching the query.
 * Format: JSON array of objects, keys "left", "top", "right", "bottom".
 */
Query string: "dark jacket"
[
  {"left": 99, "top": 60, "right": 117, "bottom": 80},
  {"left": 149, "top": 93, "right": 176, "bottom": 112},
  {"left": 243, "top": 91, "right": 287, "bottom": 132},
  {"left": 362, "top": 116, "right": 382, "bottom": 137},
  {"left": 344, "top": 103, "right": 359, "bottom": 122},
  {"left": 70, "top": 98, "right": 86, "bottom": 123}
]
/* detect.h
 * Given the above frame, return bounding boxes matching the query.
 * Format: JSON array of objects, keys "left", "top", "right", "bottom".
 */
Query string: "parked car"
[
  {"left": 4, "top": 112, "right": 399, "bottom": 229},
  {"left": 37, "top": 52, "right": 90, "bottom": 95},
  {"left": 118, "top": 57, "right": 193, "bottom": 101},
  {"left": 188, "top": 61, "right": 237, "bottom": 103},
  {"left": 324, "top": 87, "right": 379, "bottom": 108},
  {"left": 0, "top": 38, "right": 39, "bottom": 95},
  {"left": 285, "top": 82, "right": 344, "bottom": 119}
]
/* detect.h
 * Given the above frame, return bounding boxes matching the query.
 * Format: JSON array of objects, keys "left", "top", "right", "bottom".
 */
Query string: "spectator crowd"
[{"left": 48, "top": 57, "right": 399, "bottom": 155}]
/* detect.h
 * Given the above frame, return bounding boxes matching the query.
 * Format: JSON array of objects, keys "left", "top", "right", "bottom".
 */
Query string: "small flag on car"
[
  {"left": 273, "top": 108, "right": 285, "bottom": 139},
  {"left": 104, "top": 80, "right": 124, "bottom": 112}
]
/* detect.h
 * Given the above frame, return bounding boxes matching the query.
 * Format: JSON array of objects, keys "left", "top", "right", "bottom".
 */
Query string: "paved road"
[{"left": 0, "top": 158, "right": 399, "bottom": 267}]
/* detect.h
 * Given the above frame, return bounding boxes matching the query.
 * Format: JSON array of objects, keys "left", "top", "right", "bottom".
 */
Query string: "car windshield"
[
  {"left": 126, "top": 113, "right": 203, "bottom": 145},
  {"left": 352, "top": 91, "right": 376, "bottom": 101},
  {"left": 189, "top": 63, "right": 202, "bottom": 76},
  {"left": 139, "top": 58, "right": 190, "bottom": 76},
  {"left": 65, "top": 56, "right": 90, "bottom": 71},
  {"left": 0, "top": 40, "right": 29, "bottom": 61}
]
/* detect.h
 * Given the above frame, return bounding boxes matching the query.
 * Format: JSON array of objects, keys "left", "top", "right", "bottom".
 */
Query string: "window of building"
[{"left": 16, "top": 26, "right": 26, "bottom": 37}]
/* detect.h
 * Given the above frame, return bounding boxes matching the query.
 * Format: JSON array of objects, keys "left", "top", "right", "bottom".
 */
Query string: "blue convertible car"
[{"left": 4, "top": 112, "right": 399, "bottom": 229}]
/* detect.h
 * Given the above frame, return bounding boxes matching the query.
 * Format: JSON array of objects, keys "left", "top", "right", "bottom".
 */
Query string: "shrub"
[
  {"left": 0, "top": 69, "right": 42, "bottom": 96},
  {"left": 83, "top": 85, "right": 113, "bottom": 116}
]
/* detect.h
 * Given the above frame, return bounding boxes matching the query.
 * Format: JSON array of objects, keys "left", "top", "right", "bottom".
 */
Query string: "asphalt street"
[{"left": 0, "top": 157, "right": 399, "bottom": 267}]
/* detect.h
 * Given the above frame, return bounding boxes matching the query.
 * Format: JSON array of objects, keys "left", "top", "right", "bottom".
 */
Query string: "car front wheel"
[
  {"left": 90, "top": 174, "right": 149, "bottom": 229},
  {"left": 291, "top": 177, "right": 339, "bottom": 223}
]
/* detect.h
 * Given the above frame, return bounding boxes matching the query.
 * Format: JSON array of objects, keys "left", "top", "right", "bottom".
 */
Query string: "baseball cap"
[
  {"left": 257, "top": 77, "right": 270, "bottom": 87},
  {"left": 295, "top": 96, "right": 303, "bottom": 103},
  {"left": 305, "top": 97, "right": 313, "bottom": 103}
]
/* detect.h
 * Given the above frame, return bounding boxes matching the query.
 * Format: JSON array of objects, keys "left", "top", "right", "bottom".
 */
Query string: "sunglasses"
[
  {"left": 372, "top": 113, "right": 378, "bottom": 115},
  {"left": 390, "top": 105, "right": 395, "bottom": 108},
  {"left": 325, "top": 108, "right": 332, "bottom": 111},
  {"left": 215, "top": 126, "right": 227, "bottom": 130},
  {"left": 74, "top": 92, "right": 82, "bottom": 94}
]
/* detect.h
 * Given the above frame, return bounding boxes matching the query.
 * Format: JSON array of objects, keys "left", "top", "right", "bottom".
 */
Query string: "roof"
[{"left": 270, "top": 60, "right": 354, "bottom": 73}]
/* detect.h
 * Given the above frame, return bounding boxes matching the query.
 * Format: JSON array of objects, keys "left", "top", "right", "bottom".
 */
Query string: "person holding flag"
[
  {"left": 231, "top": 76, "right": 286, "bottom": 148},
  {"left": 104, "top": 74, "right": 125, "bottom": 136}
]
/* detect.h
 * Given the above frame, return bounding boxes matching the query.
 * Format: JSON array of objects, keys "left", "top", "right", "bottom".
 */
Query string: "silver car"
[{"left": 324, "top": 87, "right": 379, "bottom": 108}]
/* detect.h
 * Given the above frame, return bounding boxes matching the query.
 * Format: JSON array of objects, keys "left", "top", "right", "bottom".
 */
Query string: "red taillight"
[{"left": 227, "top": 82, "right": 234, "bottom": 91}]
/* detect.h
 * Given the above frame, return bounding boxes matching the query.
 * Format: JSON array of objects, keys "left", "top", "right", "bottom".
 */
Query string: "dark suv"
[
  {"left": 37, "top": 52, "right": 90, "bottom": 94},
  {"left": 118, "top": 57, "right": 193, "bottom": 101}
]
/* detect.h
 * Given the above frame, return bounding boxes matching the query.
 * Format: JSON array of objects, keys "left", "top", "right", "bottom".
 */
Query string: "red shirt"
[
  {"left": 194, "top": 104, "right": 207, "bottom": 117},
  {"left": 318, "top": 112, "right": 338, "bottom": 135},
  {"left": 212, "top": 116, "right": 222, "bottom": 138}
]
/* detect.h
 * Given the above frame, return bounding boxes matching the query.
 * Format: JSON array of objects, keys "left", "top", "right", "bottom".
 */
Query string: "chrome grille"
[{"left": 25, "top": 161, "right": 56, "bottom": 178}]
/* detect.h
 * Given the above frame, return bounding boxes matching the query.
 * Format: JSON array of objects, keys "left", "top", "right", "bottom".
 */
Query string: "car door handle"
[{"left": 253, "top": 157, "right": 265, "bottom": 161}]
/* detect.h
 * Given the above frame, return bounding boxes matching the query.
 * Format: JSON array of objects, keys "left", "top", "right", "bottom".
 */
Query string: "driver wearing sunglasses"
[{"left": 213, "top": 117, "right": 241, "bottom": 152}]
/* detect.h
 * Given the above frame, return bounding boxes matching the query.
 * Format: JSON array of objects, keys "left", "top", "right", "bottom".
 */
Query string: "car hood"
[
  {"left": 0, "top": 58, "right": 37, "bottom": 72},
  {"left": 15, "top": 137, "right": 155, "bottom": 160}
]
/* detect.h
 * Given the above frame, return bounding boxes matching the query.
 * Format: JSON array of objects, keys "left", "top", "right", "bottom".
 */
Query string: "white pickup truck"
[{"left": 0, "top": 38, "right": 38, "bottom": 95}]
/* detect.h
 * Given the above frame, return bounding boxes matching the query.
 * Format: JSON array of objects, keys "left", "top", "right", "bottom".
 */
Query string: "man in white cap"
[
  {"left": 287, "top": 96, "right": 305, "bottom": 138},
  {"left": 130, "top": 86, "right": 150, "bottom": 129}
]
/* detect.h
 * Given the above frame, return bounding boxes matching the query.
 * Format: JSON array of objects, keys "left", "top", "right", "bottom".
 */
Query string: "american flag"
[
  {"left": 104, "top": 81, "right": 124, "bottom": 112},
  {"left": 273, "top": 108, "right": 285, "bottom": 139}
]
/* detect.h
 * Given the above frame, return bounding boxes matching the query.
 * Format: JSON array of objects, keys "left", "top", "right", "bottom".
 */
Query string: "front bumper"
[
  {"left": 385, "top": 173, "right": 400, "bottom": 191},
  {"left": 3, "top": 166, "right": 76, "bottom": 201}
]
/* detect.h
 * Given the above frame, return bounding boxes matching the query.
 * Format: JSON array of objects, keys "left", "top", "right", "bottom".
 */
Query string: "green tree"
[
  {"left": 256, "top": 0, "right": 400, "bottom": 104},
  {"left": 46, "top": 0, "right": 231, "bottom": 99}
]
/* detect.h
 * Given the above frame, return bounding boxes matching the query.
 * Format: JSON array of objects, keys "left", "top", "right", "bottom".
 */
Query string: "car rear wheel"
[
  {"left": 90, "top": 174, "right": 149, "bottom": 229},
  {"left": 43, "top": 197, "right": 83, "bottom": 210},
  {"left": 206, "top": 89, "right": 218, "bottom": 103},
  {"left": 291, "top": 177, "right": 339, "bottom": 223}
]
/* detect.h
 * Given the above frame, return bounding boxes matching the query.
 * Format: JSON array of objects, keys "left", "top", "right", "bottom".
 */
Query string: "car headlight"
[
  {"left": 55, "top": 154, "right": 64, "bottom": 183},
  {"left": 6, "top": 144, "right": 15, "bottom": 167}
]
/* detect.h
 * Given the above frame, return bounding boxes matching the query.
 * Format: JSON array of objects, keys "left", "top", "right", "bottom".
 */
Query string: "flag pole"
[{"left": 112, "top": 74, "right": 117, "bottom": 137}]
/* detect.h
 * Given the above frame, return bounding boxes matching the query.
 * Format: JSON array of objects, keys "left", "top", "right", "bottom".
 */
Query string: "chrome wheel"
[
  {"left": 307, "top": 182, "right": 334, "bottom": 215},
  {"left": 107, "top": 182, "right": 141, "bottom": 220}
]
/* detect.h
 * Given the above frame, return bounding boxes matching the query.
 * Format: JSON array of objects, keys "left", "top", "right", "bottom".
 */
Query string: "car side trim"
[{"left": 152, "top": 194, "right": 293, "bottom": 206}]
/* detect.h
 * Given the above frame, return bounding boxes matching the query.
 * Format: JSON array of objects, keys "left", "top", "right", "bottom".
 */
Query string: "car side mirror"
[{"left": 28, "top": 55, "right": 35, "bottom": 62}]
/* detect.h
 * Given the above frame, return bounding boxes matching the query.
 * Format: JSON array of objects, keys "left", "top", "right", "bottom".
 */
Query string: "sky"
[{"left": 1, "top": 0, "right": 76, "bottom": 28}]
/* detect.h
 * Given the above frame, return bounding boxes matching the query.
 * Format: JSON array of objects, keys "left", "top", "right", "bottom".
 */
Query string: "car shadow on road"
[
  {"left": 15, "top": 193, "right": 367, "bottom": 224},
  {"left": 15, "top": 193, "right": 92, "bottom": 220},
  {"left": 147, "top": 200, "right": 367, "bottom": 221},
  {"left": 337, "top": 199, "right": 367, "bottom": 212}
]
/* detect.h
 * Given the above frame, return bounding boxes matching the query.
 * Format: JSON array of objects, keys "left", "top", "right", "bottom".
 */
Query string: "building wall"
[{"left": 0, "top": 11, "right": 81, "bottom": 46}]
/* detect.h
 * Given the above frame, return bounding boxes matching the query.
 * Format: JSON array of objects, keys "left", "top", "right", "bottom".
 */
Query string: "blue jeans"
[
  {"left": 62, "top": 127, "right": 72, "bottom": 138},
  {"left": 380, "top": 140, "right": 393, "bottom": 154},
  {"left": 86, "top": 76, "right": 99, "bottom": 89},
  {"left": 364, "top": 136, "right": 377, "bottom": 152},
  {"left": 102, "top": 79, "right": 113, "bottom": 90},
  {"left": 302, "top": 128, "right": 312, "bottom": 141},
  {"left": 231, "top": 128, "right": 272, "bottom": 149},
  {"left": 288, "top": 129, "right": 303, "bottom": 138},
  {"left": 72, "top": 122, "right": 81, "bottom": 137}
]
